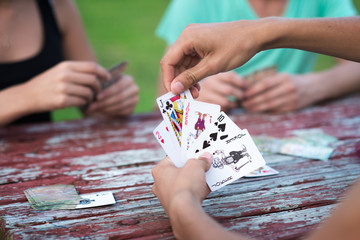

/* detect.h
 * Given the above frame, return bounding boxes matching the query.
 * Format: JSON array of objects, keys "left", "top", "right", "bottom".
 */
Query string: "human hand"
[
  {"left": 86, "top": 74, "right": 139, "bottom": 116},
  {"left": 152, "top": 153, "right": 213, "bottom": 215},
  {"left": 160, "top": 19, "right": 275, "bottom": 95},
  {"left": 198, "top": 72, "right": 247, "bottom": 112},
  {"left": 24, "top": 61, "right": 110, "bottom": 113},
  {"left": 242, "top": 73, "right": 317, "bottom": 113}
]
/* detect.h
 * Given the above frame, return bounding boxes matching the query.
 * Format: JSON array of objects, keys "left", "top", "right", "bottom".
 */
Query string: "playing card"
[
  {"left": 181, "top": 99, "right": 220, "bottom": 160},
  {"left": 189, "top": 111, "right": 241, "bottom": 158},
  {"left": 244, "top": 165, "right": 279, "bottom": 178},
  {"left": 153, "top": 121, "right": 183, "bottom": 167},
  {"left": 24, "top": 185, "right": 82, "bottom": 210},
  {"left": 76, "top": 191, "right": 116, "bottom": 209},
  {"left": 156, "top": 90, "right": 193, "bottom": 148},
  {"left": 201, "top": 129, "right": 266, "bottom": 191},
  {"left": 102, "top": 61, "right": 128, "bottom": 89}
]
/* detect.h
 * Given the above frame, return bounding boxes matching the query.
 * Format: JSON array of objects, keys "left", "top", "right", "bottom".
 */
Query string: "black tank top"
[{"left": 0, "top": 0, "right": 64, "bottom": 125}]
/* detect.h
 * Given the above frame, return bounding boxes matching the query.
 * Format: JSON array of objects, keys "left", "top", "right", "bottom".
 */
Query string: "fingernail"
[
  {"left": 171, "top": 81, "right": 184, "bottom": 94},
  {"left": 198, "top": 152, "right": 213, "bottom": 163},
  {"left": 89, "top": 103, "right": 97, "bottom": 111},
  {"left": 97, "top": 92, "right": 105, "bottom": 100}
]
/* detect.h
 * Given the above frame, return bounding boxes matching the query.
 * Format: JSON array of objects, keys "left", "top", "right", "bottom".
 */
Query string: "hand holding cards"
[{"left": 154, "top": 90, "right": 268, "bottom": 191}]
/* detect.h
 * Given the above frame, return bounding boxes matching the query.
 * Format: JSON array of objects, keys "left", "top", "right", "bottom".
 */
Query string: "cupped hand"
[
  {"left": 24, "top": 61, "right": 110, "bottom": 112},
  {"left": 86, "top": 74, "right": 139, "bottom": 117},
  {"left": 198, "top": 71, "right": 247, "bottom": 112},
  {"left": 152, "top": 153, "right": 213, "bottom": 215},
  {"left": 243, "top": 73, "right": 316, "bottom": 112}
]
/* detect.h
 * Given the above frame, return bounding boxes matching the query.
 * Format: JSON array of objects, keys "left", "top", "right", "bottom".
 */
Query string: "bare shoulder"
[{"left": 52, "top": 0, "right": 81, "bottom": 35}]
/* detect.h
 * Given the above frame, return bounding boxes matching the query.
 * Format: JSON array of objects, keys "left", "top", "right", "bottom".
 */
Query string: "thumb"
[
  {"left": 170, "top": 59, "right": 213, "bottom": 95},
  {"left": 196, "top": 152, "right": 213, "bottom": 172}
]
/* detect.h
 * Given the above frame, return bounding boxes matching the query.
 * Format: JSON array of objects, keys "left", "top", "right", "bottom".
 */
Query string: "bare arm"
[
  {"left": 54, "top": 0, "right": 96, "bottom": 61},
  {"left": 161, "top": 17, "right": 360, "bottom": 94}
]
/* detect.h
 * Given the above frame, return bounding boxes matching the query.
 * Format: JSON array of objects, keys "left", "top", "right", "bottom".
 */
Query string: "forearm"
[
  {"left": 305, "top": 61, "right": 360, "bottom": 103},
  {"left": 260, "top": 17, "right": 360, "bottom": 62},
  {"left": 169, "top": 192, "right": 248, "bottom": 240},
  {"left": 0, "top": 84, "right": 35, "bottom": 126}
]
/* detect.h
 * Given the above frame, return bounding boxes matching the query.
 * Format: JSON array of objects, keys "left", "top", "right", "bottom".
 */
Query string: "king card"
[
  {"left": 181, "top": 100, "right": 220, "bottom": 160},
  {"left": 156, "top": 90, "right": 193, "bottom": 148}
]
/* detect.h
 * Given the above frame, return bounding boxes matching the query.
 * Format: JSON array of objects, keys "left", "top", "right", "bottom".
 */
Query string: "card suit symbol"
[
  {"left": 162, "top": 109, "right": 166, "bottom": 114},
  {"left": 214, "top": 122, "right": 218, "bottom": 126},
  {"left": 210, "top": 132, "right": 218, "bottom": 141},
  {"left": 166, "top": 127, "right": 169, "bottom": 132},
  {"left": 220, "top": 135, "right": 228, "bottom": 140},
  {"left": 195, "top": 149, "right": 199, "bottom": 153},
  {"left": 202, "top": 140, "right": 211, "bottom": 149},
  {"left": 161, "top": 139, "right": 164, "bottom": 143},
  {"left": 165, "top": 101, "right": 173, "bottom": 111},
  {"left": 218, "top": 123, "right": 226, "bottom": 132}
]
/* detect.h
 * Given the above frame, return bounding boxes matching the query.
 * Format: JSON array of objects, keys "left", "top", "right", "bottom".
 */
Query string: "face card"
[
  {"left": 156, "top": 90, "right": 193, "bottom": 148},
  {"left": 201, "top": 129, "right": 266, "bottom": 191},
  {"left": 189, "top": 111, "right": 241, "bottom": 159},
  {"left": 153, "top": 121, "right": 183, "bottom": 167},
  {"left": 76, "top": 191, "right": 116, "bottom": 209},
  {"left": 181, "top": 100, "right": 220, "bottom": 160},
  {"left": 244, "top": 165, "right": 279, "bottom": 178}
]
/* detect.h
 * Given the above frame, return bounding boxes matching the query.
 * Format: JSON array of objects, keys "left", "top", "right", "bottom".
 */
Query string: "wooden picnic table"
[{"left": 1, "top": 94, "right": 360, "bottom": 240}]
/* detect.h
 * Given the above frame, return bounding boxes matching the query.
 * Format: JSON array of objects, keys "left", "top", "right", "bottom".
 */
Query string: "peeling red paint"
[{"left": 0, "top": 95, "right": 360, "bottom": 239}]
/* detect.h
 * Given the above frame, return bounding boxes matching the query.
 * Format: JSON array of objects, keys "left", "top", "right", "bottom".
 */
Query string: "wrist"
[
  {"left": 168, "top": 191, "right": 203, "bottom": 238},
  {"left": 259, "top": 17, "right": 290, "bottom": 51}
]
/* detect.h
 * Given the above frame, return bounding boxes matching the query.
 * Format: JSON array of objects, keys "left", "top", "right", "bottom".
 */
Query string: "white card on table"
[
  {"left": 153, "top": 121, "right": 183, "bottom": 167},
  {"left": 244, "top": 165, "right": 279, "bottom": 178},
  {"left": 76, "top": 191, "right": 116, "bottom": 209},
  {"left": 181, "top": 100, "right": 220, "bottom": 160},
  {"left": 199, "top": 129, "right": 266, "bottom": 191},
  {"left": 156, "top": 90, "right": 193, "bottom": 148}
]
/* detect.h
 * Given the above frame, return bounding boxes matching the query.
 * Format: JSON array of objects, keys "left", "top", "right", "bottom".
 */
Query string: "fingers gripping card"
[{"left": 156, "top": 90, "right": 193, "bottom": 148}]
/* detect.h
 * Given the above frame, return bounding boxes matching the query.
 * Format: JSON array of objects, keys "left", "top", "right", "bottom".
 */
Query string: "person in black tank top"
[
  {"left": 0, "top": 0, "right": 64, "bottom": 124},
  {"left": 0, "top": 0, "right": 139, "bottom": 126}
]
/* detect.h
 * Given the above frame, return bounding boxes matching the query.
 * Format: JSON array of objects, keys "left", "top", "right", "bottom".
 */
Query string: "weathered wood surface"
[{"left": 1, "top": 94, "right": 360, "bottom": 240}]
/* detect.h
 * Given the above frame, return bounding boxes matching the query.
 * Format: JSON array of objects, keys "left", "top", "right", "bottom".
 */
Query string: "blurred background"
[{"left": 52, "top": 0, "right": 360, "bottom": 122}]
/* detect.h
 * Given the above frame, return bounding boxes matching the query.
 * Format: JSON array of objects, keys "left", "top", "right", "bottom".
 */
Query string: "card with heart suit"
[
  {"left": 199, "top": 129, "right": 266, "bottom": 191},
  {"left": 244, "top": 165, "right": 279, "bottom": 178},
  {"left": 156, "top": 90, "right": 193, "bottom": 148},
  {"left": 154, "top": 92, "right": 267, "bottom": 191},
  {"left": 153, "top": 121, "right": 183, "bottom": 167},
  {"left": 181, "top": 99, "right": 220, "bottom": 160}
]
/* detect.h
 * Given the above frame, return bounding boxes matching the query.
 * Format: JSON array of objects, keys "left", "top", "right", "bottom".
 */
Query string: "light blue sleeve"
[
  {"left": 320, "top": 0, "right": 358, "bottom": 17},
  {"left": 155, "top": 0, "right": 210, "bottom": 45}
]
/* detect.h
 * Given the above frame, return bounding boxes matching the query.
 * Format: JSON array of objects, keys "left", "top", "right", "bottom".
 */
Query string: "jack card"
[
  {"left": 181, "top": 99, "right": 220, "bottom": 160},
  {"left": 156, "top": 90, "right": 193, "bottom": 148}
]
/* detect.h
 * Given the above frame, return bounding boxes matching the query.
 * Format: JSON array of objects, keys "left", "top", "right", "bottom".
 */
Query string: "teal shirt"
[{"left": 156, "top": 0, "right": 358, "bottom": 76}]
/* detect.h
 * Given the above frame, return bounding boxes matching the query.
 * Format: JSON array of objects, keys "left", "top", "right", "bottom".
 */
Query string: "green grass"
[
  {"left": 52, "top": 0, "right": 168, "bottom": 121},
  {"left": 52, "top": 0, "right": 360, "bottom": 122}
]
